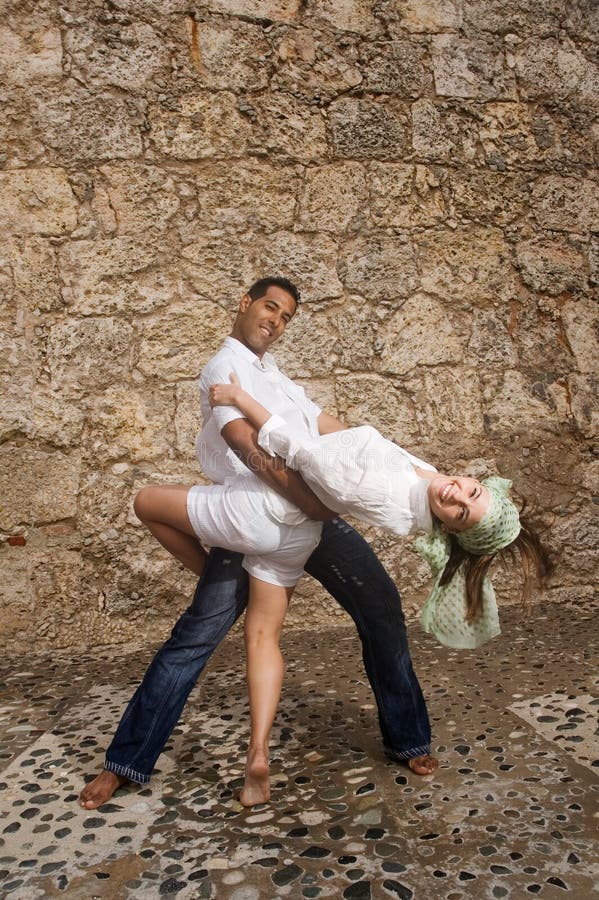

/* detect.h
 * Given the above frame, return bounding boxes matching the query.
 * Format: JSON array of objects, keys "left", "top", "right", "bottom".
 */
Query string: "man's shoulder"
[{"left": 200, "top": 343, "right": 238, "bottom": 382}]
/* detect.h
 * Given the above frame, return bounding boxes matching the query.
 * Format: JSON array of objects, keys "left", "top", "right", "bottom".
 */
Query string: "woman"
[{"left": 134, "top": 375, "right": 551, "bottom": 806}]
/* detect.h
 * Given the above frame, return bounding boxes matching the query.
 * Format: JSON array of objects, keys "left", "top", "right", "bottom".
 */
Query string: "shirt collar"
[{"left": 222, "top": 336, "right": 279, "bottom": 372}]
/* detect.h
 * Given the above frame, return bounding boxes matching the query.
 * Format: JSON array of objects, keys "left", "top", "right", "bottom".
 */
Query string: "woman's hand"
[{"left": 209, "top": 372, "right": 242, "bottom": 408}]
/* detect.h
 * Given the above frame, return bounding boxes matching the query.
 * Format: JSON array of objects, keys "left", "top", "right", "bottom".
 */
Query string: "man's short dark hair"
[{"left": 247, "top": 276, "right": 300, "bottom": 308}]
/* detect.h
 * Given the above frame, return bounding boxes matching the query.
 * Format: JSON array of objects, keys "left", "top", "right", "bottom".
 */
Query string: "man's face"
[
  {"left": 234, "top": 286, "right": 297, "bottom": 355},
  {"left": 427, "top": 475, "right": 490, "bottom": 532}
]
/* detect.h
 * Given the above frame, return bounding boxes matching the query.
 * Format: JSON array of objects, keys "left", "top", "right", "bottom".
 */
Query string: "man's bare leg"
[
  {"left": 239, "top": 578, "right": 292, "bottom": 808},
  {"left": 79, "top": 770, "right": 131, "bottom": 809}
]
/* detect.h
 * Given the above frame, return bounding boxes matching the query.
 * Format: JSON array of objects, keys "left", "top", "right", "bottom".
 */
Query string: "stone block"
[
  {"left": 30, "top": 386, "right": 86, "bottom": 448},
  {"left": 98, "top": 164, "right": 180, "bottom": 235},
  {"left": 46, "top": 317, "right": 133, "bottom": 395},
  {"left": 30, "top": 550, "right": 84, "bottom": 648},
  {"left": 174, "top": 381, "right": 202, "bottom": 461},
  {"left": 463, "top": 0, "right": 564, "bottom": 35},
  {"left": 532, "top": 176, "right": 599, "bottom": 233},
  {"left": 328, "top": 98, "right": 409, "bottom": 160},
  {"left": 561, "top": 299, "right": 598, "bottom": 376},
  {"left": 7, "top": 238, "right": 62, "bottom": 312},
  {"left": 359, "top": 41, "right": 428, "bottom": 95},
  {"left": 200, "top": 0, "right": 301, "bottom": 20},
  {"left": 466, "top": 309, "right": 517, "bottom": 368},
  {"left": 379, "top": 293, "right": 462, "bottom": 375},
  {"left": 309, "top": 0, "right": 380, "bottom": 34},
  {"left": 329, "top": 297, "right": 387, "bottom": 371},
  {"left": 35, "top": 89, "right": 143, "bottom": 163},
  {"left": 77, "top": 472, "right": 132, "bottom": 538},
  {"left": 406, "top": 367, "right": 484, "bottom": 458},
  {"left": 260, "top": 231, "right": 343, "bottom": 304},
  {"left": 0, "top": 24, "right": 62, "bottom": 83},
  {"left": 248, "top": 93, "right": 328, "bottom": 162},
  {"left": 136, "top": 300, "right": 232, "bottom": 380},
  {"left": 397, "top": 0, "right": 462, "bottom": 33},
  {"left": 149, "top": 92, "right": 254, "bottom": 160},
  {"left": 0, "top": 550, "right": 33, "bottom": 643},
  {"left": 482, "top": 370, "right": 558, "bottom": 436},
  {"left": 514, "top": 40, "right": 598, "bottom": 107},
  {"left": 340, "top": 235, "right": 418, "bottom": 303},
  {"left": 335, "top": 374, "right": 421, "bottom": 447},
  {"left": 411, "top": 99, "right": 465, "bottom": 162},
  {"left": 275, "top": 309, "right": 340, "bottom": 379},
  {"left": 272, "top": 27, "right": 363, "bottom": 100},
  {"left": 369, "top": 163, "right": 446, "bottom": 228},
  {"left": 0, "top": 169, "right": 77, "bottom": 236},
  {"left": 478, "top": 103, "right": 540, "bottom": 167},
  {"left": 450, "top": 171, "right": 528, "bottom": 226},
  {"left": 195, "top": 161, "right": 298, "bottom": 231},
  {"left": 432, "top": 34, "right": 516, "bottom": 100},
  {"left": 0, "top": 447, "right": 81, "bottom": 531},
  {"left": 516, "top": 240, "right": 588, "bottom": 295},
  {"left": 181, "top": 233, "right": 256, "bottom": 302},
  {"left": 185, "top": 18, "right": 270, "bottom": 91},
  {"left": 86, "top": 385, "right": 175, "bottom": 464},
  {"left": 65, "top": 21, "right": 169, "bottom": 90},
  {"left": 299, "top": 163, "right": 368, "bottom": 233},
  {"left": 59, "top": 237, "right": 179, "bottom": 316},
  {"left": 567, "top": 374, "right": 598, "bottom": 439},
  {"left": 414, "top": 226, "right": 517, "bottom": 305}
]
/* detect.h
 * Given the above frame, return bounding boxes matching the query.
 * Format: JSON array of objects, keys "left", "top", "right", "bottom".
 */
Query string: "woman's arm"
[{"left": 209, "top": 373, "right": 271, "bottom": 430}]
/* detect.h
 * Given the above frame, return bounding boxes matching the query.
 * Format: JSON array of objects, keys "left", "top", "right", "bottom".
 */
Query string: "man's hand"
[
  {"left": 209, "top": 372, "right": 241, "bottom": 408},
  {"left": 222, "top": 418, "right": 336, "bottom": 522}
]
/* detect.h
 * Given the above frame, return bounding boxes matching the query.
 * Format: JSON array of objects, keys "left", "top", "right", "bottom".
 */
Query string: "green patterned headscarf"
[{"left": 414, "top": 476, "right": 520, "bottom": 649}]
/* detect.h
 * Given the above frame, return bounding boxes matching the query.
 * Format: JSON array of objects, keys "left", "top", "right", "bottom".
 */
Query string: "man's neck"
[{"left": 229, "top": 330, "right": 264, "bottom": 359}]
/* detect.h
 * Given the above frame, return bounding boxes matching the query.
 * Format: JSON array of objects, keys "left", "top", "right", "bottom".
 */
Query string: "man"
[{"left": 80, "top": 276, "right": 437, "bottom": 810}]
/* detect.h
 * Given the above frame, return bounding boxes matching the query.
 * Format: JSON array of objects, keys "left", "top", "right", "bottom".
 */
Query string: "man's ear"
[{"left": 238, "top": 293, "right": 253, "bottom": 314}]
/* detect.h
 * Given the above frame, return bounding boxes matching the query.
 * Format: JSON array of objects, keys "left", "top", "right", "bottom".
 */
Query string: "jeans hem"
[
  {"left": 383, "top": 743, "right": 432, "bottom": 762},
  {"left": 105, "top": 759, "right": 150, "bottom": 785}
]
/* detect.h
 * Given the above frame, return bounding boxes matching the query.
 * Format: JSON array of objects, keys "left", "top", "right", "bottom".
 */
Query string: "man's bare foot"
[
  {"left": 239, "top": 747, "right": 270, "bottom": 807},
  {"left": 79, "top": 770, "right": 130, "bottom": 810},
  {"left": 407, "top": 754, "right": 439, "bottom": 776}
]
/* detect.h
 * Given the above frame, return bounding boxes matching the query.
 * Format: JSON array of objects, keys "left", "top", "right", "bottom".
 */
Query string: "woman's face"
[{"left": 427, "top": 475, "right": 490, "bottom": 532}]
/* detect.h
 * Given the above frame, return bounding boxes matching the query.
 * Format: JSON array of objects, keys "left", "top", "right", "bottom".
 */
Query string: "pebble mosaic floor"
[{"left": 0, "top": 599, "right": 597, "bottom": 899}]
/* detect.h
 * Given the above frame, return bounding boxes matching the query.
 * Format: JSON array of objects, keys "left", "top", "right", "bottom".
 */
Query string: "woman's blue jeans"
[{"left": 104, "top": 518, "right": 431, "bottom": 784}]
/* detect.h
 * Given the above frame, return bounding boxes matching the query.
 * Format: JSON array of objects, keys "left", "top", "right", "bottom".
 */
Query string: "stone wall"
[{"left": 0, "top": 0, "right": 597, "bottom": 653}]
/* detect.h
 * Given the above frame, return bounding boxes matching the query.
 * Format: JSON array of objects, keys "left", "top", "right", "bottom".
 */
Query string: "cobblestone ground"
[{"left": 0, "top": 600, "right": 597, "bottom": 899}]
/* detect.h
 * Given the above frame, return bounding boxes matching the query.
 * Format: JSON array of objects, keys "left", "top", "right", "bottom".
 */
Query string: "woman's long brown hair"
[{"left": 438, "top": 505, "right": 554, "bottom": 622}]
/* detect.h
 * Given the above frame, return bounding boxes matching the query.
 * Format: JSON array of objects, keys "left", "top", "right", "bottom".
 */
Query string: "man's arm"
[
  {"left": 221, "top": 418, "right": 336, "bottom": 522},
  {"left": 317, "top": 411, "right": 348, "bottom": 435}
]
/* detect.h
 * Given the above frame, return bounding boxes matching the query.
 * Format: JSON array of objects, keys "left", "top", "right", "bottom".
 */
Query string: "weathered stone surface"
[
  {"left": 272, "top": 27, "right": 363, "bottom": 100},
  {"left": 330, "top": 296, "right": 387, "bottom": 371},
  {"left": 174, "top": 380, "right": 202, "bottom": 461},
  {"left": 411, "top": 99, "right": 478, "bottom": 162},
  {"left": 0, "top": 447, "right": 81, "bottom": 531},
  {"left": 359, "top": 41, "right": 428, "bottom": 95},
  {"left": 463, "top": 0, "right": 564, "bottom": 35},
  {"left": 329, "top": 98, "right": 409, "bottom": 160},
  {"left": 397, "top": 0, "right": 462, "bottom": 33},
  {"left": 335, "top": 374, "right": 421, "bottom": 446},
  {"left": 87, "top": 385, "right": 175, "bottom": 463},
  {"left": 532, "top": 176, "right": 599, "bottom": 233},
  {"left": 516, "top": 239, "right": 588, "bottom": 295},
  {"left": 59, "top": 237, "right": 178, "bottom": 316},
  {"left": 466, "top": 309, "right": 517, "bottom": 368},
  {"left": 369, "top": 164, "right": 446, "bottom": 228},
  {"left": 340, "top": 235, "right": 418, "bottom": 303},
  {"left": 275, "top": 309, "right": 340, "bottom": 379},
  {"left": 248, "top": 93, "right": 328, "bottom": 162},
  {"left": 299, "top": 163, "right": 368, "bottom": 233},
  {"left": 97, "top": 164, "right": 180, "bottom": 235},
  {"left": 309, "top": 0, "right": 380, "bottom": 34},
  {"left": 0, "top": 169, "right": 77, "bottom": 236},
  {"left": 379, "top": 293, "right": 462, "bottom": 375},
  {"left": 136, "top": 300, "right": 232, "bottom": 380},
  {"left": 7, "top": 238, "right": 62, "bottom": 312},
  {"left": 35, "top": 88, "right": 144, "bottom": 163},
  {"left": 195, "top": 161, "right": 298, "bottom": 232},
  {"left": 478, "top": 102, "right": 541, "bottom": 167},
  {"left": 260, "top": 231, "right": 343, "bottom": 304},
  {"left": 561, "top": 300, "right": 598, "bottom": 376},
  {"left": 567, "top": 374, "right": 598, "bottom": 439},
  {"left": 185, "top": 18, "right": 271, "bottom": 91},
  {"left": 432, "top": 34, "right": 516, "bottom": 100},
  {"left": 406, "top": 367, "right": 485, "bottom": 458},
  {"left": 46, "top": 317, "right": 134, "bottom": 395},
  {"left": 30, "top": 550, "right": 85, "bottom": 648},
  {"left": 200, "top": 0, "right": 301, "bottom": 20},
  {"left": 149, "top": 92, "right": 254, "bottom": 160},
  {"left": 482, "top": 370, "right": 559, "bottom": 436},
  {"left": 0, "top": 23, "right": 62, "bottom": 84},
  {"left": 65, "top": 21, "right": 170, "bottom": 90},
  {"left": 415, "top": 227, "right": 517, "bottom": 305},
  {"left": 589, "top": 241, "right": 599, "bottom": 286},
  {"left": 514, "top": 40, "right": 598, "bottom": 107},
  {"left": 450, "top": 171, "right": 528, "bottom": 225}
]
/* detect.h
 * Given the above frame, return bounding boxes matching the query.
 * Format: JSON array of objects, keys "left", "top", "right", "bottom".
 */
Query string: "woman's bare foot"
[
  {"left": 79, "top": 770, "right": 130, "bottom": 810},
  {"left": 239, "top": 747, "right": 270, "bottom": 807},
  {"left": 407, "top": 754, "right": 439, "bottom": 776}
]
